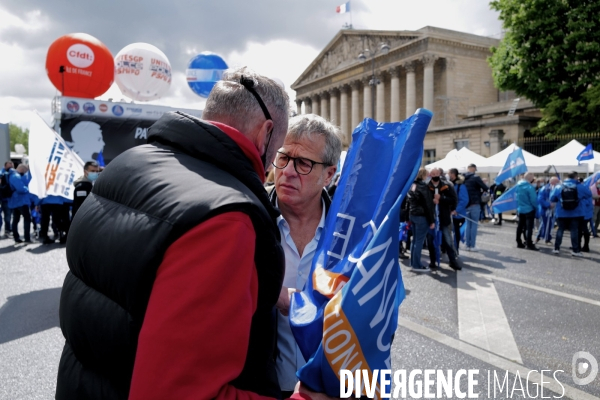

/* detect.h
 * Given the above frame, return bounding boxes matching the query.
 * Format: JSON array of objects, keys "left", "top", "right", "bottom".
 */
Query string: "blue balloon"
[{"left": 186, "top": 52, "right": 228, "bottom": 98}]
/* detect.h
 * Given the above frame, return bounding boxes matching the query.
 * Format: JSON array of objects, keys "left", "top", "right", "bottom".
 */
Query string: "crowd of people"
[
  {"left": 399, "top": 164, "right": 600, "bottom": 272},
  {"left": 0, "top": 160, "right": 100, "bottom": 245},
  {"left": 2, "top": 65, "right": 599, "bottom": 400}
]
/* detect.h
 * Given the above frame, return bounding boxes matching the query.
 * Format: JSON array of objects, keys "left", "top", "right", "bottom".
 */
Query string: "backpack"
[
  {"left": 561, "top": 185, "right": 579, "bottom": 211},
  {"left": 0, "top": 173, "right": 14, "bottom": 199}
]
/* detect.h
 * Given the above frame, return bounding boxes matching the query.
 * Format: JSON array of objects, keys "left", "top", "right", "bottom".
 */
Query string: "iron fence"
[{"left": 519, "top": 132, "right": 600, "bottom": 156}]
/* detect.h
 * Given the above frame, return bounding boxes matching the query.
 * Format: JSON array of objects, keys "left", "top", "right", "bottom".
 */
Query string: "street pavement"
[{"left": 1, "top": 220, "right": 599, "bottom": 399}]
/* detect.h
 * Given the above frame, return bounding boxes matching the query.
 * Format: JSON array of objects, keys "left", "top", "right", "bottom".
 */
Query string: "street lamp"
[{"left": 358, "top": 42, "right": 390, "bottom": 118}]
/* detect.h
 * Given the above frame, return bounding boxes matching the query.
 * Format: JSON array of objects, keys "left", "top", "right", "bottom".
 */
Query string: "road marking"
[
  {"left": 457, "top": 271, "right": 523, "bottom": 364},
  {"left": 473, "top": 273, "right": 600, "bottom": 308},
  {"left": 398, "top": 317, "right": 599, "bottom": 400}
]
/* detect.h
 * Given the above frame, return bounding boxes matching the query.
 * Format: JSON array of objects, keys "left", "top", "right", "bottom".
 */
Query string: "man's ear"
[
  {"left": 323, "top": 165, "right": 337, "bottom": 187},
  {"left": 254, "top": 119, "right": 275, "bottom": 154}
]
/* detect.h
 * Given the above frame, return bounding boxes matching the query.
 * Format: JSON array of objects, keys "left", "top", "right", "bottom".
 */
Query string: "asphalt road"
[{"left": 0, "top": 220, "right": 599, "bottom": 399}]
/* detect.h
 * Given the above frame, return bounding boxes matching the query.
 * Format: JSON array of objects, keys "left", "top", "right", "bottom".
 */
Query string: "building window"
[
  {"left": 455, "top": 140, "right": 469, "bottom": 150},
  {"left": 424, "top": 149, "right": 436, "bottom": 164}
]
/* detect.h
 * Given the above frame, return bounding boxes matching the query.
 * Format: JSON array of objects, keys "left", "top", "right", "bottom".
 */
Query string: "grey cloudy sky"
[{"left": 0, "top": 0, "right": 502, "bottom": 127}]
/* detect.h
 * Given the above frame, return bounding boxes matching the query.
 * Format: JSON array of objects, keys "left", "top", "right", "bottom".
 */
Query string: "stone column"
[
  {"left": 329, "top": 88, "right": 339, "bottom": 124},
  {"left": 423, "top": 54, "right": 438, "bottom": 112},
  {"left": 404, "top": 61, "right": 416, "bottom": 117},
  {"left": 305, "top": 98, "right": 312, "bottom": 114},
  {"left": 295, "top": 99, "right": 302, "bottom": 115},
  {"left": 351, "top": 81, "right": 361, "bottom": 137},
  {"left": 320, "top": 92, "right": 329, "bottom": 121},
  {"left": 311, "top": 94, "right": 320, "bottom": 116},
  {"left": 376, "top": 72, "right": 386, "bottom": 122},
  {"left": 488, "top": 129, "right": 505, "bottom": 156},
  {"left": 339, "top": 85, "right": 349, "bottom": 145},
  {"left": 363, "top": 78, "right": 372, "bottom": 119},
  {"left": 389, "top": 67, "right": 401, "bottom": 122}
]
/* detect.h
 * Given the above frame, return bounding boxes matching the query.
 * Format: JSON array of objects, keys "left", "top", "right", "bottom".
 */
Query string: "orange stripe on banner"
[
  {"left": 313, "top": 267, "right": 350, "bottom": 299},
  {"left": 323, "top": 293, "right": 381, "bottom": 399},
  {"left": 45, "top": 164, "right": 58, "bottom": 190}
]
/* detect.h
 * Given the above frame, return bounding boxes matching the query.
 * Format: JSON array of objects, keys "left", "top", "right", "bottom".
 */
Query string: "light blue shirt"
[{"left": 275, "top": 199, "right": 326, "bottom": 391}]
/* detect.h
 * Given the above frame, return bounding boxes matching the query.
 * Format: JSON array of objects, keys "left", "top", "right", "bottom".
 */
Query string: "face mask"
[
  {"left": 431, "top": 176, "right": 440, "bottom": 183},
  {"left": 87, "top": 172, "right": 99, "bottom": 182}
]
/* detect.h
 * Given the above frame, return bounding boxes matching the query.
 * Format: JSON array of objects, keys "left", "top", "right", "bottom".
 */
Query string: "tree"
[
  {"left": 9, "top": 124, "right": 29, "bottom": 154},
  {"left": 488, "top": 0, "right": 600, "bottom": 135}
]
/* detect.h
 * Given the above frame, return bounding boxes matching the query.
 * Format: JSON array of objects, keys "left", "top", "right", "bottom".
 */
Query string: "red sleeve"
[{"left": 129, "top": 212, "right": 275, "bottom": 400}]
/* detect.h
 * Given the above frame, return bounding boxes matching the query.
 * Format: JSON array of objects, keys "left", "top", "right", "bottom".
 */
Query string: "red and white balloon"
[{"left": 114, "top": 43, "right": 172, "bottom": 102}]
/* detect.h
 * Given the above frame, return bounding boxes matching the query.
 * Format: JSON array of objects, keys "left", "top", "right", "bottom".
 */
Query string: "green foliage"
[
  {"left": 488, "top": 0, "right": 600, "bottom": 135},
  {"left": 9, "top": 124, "right": 29, "bottom": 153}
]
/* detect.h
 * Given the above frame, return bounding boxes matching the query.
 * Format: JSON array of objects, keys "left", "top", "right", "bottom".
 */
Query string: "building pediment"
[{"left": 292, "top": 30, "right": 421, "bottom": 89}]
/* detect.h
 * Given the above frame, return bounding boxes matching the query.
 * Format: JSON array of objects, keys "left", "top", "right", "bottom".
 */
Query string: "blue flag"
[
  {"left": 492, "top": 186, "right": 518, "bottom": 214},
  {"left": 289, "top": 109, "right": 432, "bottom": 397},
  {"left": 495, "top": 147, "right": 527, "bottom": 184},
  {"left": 576, "top": 143, "right": 594, "bottom": 165},
  {"left": 96, "top": 150, "right": 106, "bottom": 167}
]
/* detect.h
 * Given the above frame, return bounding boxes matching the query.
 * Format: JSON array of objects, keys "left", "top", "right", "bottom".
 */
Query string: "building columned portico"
[{"left": 292, "top": 26, "right": 541, "bottom": 160}]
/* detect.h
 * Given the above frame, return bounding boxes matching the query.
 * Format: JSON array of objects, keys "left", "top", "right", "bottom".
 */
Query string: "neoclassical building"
[{"left": 291, "top": 26, "right": 541, "bottom": 163}]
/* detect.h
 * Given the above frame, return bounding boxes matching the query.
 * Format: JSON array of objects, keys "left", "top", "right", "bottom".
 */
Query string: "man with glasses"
[
  {"left": 269, "top": 114, "right": 341, "bottom": 399},
  {"left": 57, "top": 67, "right": 296, "bottom": 400}
]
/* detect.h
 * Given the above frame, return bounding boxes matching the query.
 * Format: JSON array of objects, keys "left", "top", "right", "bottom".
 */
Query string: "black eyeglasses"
[{"left": 272, "top": 151, "right": 330, "bottom": 175}]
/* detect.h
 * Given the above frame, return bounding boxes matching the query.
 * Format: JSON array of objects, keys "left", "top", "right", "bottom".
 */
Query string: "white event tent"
[
  {"left": 537, "top": 139, "right": 600, "bottom": 173},
  {"left": 425, "top": 147, "right": 487, "bottom": 172},
  {"left": 476, "top": 143, "right": 547, "bottom": 173}
]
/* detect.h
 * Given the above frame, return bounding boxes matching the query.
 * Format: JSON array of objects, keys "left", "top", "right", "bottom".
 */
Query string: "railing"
[{"left": 519, "top": 132, "right": 600, "bottom": 156}]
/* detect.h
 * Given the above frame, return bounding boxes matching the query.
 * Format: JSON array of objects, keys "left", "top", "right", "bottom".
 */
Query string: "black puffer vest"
[{"left": 56, "top": 112, "right": 285, "bottom": 399}]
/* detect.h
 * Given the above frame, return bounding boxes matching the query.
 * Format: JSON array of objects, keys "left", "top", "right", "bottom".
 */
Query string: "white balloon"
[{"left": 114, "top": 43, "right": 171, "bottom": 102}]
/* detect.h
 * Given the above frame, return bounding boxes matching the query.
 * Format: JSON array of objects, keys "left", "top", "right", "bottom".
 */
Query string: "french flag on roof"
[{"left": 336, "top": 1, "right": 350, "bottom": 13}]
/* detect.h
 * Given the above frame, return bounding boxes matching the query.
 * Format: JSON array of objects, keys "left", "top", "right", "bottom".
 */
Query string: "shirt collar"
[
  {"left": 276, "top": 198, "right": 326, "bottom": 238},
  {"left": 206, "top": 120, "right": 265, "bottom": 183}
]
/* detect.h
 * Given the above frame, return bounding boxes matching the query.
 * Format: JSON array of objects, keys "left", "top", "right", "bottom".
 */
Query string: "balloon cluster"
[{"left": 46, "top": 33, "right": 228, "bottom": 101}]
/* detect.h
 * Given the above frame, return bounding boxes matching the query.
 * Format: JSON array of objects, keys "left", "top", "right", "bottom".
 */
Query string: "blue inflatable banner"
[{"left": 289, "top": 109, "right": 433, "bottom": 397}]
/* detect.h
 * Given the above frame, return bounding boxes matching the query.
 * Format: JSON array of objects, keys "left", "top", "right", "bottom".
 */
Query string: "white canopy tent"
[
  {"left": 476, "top": 143, "right": 547, "bottom": 173},
  {"left": 537, "top": 139, "right": 600, "bottom": 174},
  {"left": 425, "top": 147, "right": 487, "bottom": 173}
]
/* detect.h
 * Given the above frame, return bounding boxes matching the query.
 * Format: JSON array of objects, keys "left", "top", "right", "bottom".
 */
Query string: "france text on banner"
[
  {"left": 289, "top": 109, "right": 432, "bottom": 397},
  {"left": 29, "top": 112, "right": 84, "bottom": 201}
]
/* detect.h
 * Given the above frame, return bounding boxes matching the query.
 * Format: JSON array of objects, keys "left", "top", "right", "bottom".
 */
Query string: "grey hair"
[
  {"left": 286, "top": 114, "right": 342, "bottom": 166},
  {"left": 202, "top": 66, "right": 290, "bottom": 141}
]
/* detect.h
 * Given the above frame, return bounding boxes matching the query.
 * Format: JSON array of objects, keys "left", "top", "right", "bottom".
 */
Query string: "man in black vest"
[
  {"left": 71, "top": 160, "right": 100, "bottom": 219},
  {"left": 56, "top": 67, "right": 307, "bottom": 399}
]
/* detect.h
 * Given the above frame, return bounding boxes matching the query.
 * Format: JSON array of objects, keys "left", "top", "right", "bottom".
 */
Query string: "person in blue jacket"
[
  {"left": 449, "top": 168, "right": 469, "bottom": 254},
  {"left": 579, "top": 188, "right": 594, "bottom": 253},
  {"left": 515, "top": 172, "right": 539, "bottom": 250},
  {"left": 8, "top": 164, "right": 32, "bottom": 243},
  {"left": 550, "top": 171, "right": 592, "bottom": 256},
  {"left": 0, "top": 161, "right": 15, "bottom": 237},
  {"left": 536, "top": 177, "right": 559, "bottom": 244}
]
